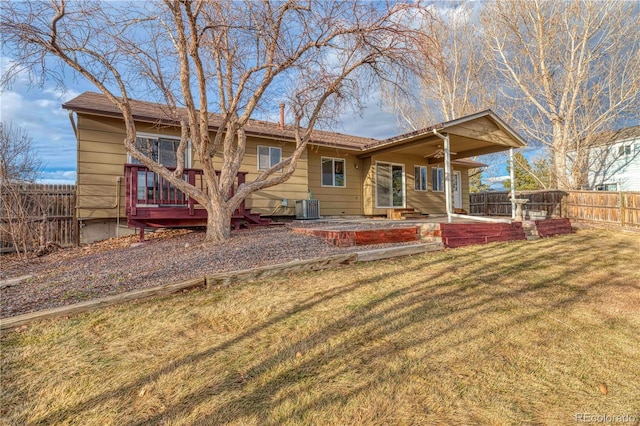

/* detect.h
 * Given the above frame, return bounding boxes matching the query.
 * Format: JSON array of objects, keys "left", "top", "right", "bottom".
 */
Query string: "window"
[
  {"left": 258, "top": 146, "right": 282, "bottom": 170},
  {"left": 130, "top": 133, "right": 191, "bottom": 204},
  {"left": 321, "top": 157, "right": 346, "bottom": 187},
  {"left": 618, "top": 145, "right": 631, "bottom": 156},
  {"left": 596, "top": 183, "right": 618, "bottom": 191},
  {"left": 131, "top": 134, "right": 190, "bottom": 167},
  {"left": 431, "top": 167, "right": 444, "bottom": 192},
  {"left": 414, "top": 166, "right": 427, "bottom": 191}
]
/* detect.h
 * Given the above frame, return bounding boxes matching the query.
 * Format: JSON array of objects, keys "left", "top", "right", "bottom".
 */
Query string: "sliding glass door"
[{"left": 376, "top": 162, "right": 405, "bottom": 208}]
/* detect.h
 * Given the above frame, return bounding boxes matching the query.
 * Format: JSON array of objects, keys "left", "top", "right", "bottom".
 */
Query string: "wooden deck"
[{"left": 124, "top": 164, "right": 276, "bottom": 239}]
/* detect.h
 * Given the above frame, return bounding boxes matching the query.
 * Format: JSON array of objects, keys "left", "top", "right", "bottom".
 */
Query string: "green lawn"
[{"left": 1, "top": 228, "right": 639, "bottom": 425}]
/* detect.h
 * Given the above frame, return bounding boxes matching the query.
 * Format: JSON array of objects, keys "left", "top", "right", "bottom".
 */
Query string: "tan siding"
[
  {"left": 77, "top": 164, "right": 124, "bottom": 178},
  {"left": 76, "top": 114, "right": 308, "bottom": 219},
  {"left": 362, "top": 157, "right": 374, "bottom": 215},
  {"left": 307, "top": 147, "right": 362, "bottom": 216},
  {"left": 363, "top": 152, "right": 474, "bottom": 216},
  {"left": 76, "top": 114, "right": 127, "bottom": 220},
  {"left": 79, "top": 129, "right": 126, "bottom": 145},
  {"left": 78, "top": 151, "right": 127, "bottom": 165},
  {"left": 79, "top": 140, "right": 128, "bottom": 154},
  {"left": 216, "top": 137, "right": 309, "bottom": 215}
]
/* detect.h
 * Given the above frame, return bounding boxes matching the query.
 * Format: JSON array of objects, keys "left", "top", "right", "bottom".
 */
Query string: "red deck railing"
[{"left": 124, "top": 164, "right": 247, "bottom": 217}]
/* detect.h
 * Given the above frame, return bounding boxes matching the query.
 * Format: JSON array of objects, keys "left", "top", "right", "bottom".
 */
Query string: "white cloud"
[
  {"left": 43, "top": 87, "right": 82, "bottom": 102},
  {"left": 485, "top": 175, "right": 509, "bottom": 184},
  {"left": 0, "top": 55, "right": 31, "bottom": 85},
  {"left": 38, "top": 170, "right": 77, "bottom": 184},
  {"left": 34, "top": 99, "right": 58, "bottom": 108},
  {"left": 0, "top": 62, "right": 82, "bottom": 173},
  {"left": 337, "top": 97, "right": 402, "bottom": 140}
]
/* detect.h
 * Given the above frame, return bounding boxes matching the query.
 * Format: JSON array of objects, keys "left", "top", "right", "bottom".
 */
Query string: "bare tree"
[
  {"left": 1, "top": 0, "right": 424, "bottom": 242},
  {"left": 0, "top": 122, "right": 45, "bottom": 258},
  {"left": 481, "top": 0, "right": 640, "bottom": 190},
  {"left": 381, "top": 3, "right": 495, "bottom": 191},
  {"left": 0, "top": 121, "right": 42, "bottom": 183},
  {"left": 383, "top": 2, "right": 491, "bottom": 130}
]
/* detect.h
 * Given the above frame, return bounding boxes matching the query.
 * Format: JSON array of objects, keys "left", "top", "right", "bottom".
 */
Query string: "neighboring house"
[
  {"left": 62, "top": 92, "right": 526, "bottom": 243},
  {"left": 582, "top": 125, "right": 640, "bottom": 191}
]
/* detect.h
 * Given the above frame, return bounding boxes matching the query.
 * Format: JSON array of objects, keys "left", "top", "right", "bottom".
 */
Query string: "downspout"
[
  {"left": 68, "top": 111, "right": 78, "bottom": 139},
  {"left": 510, "top": 148, "right": 516, "bottom": 219},
  {"left": 432, "top": 129, "right": 452, "bottom": 223},
  {"left": 114, "top": 177, "right": 121, "bottom": 237}
]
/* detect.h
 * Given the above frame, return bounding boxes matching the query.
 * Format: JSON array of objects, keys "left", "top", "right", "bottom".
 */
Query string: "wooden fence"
[
  {"left": 1, "top": 183, "right": 77, "bottom": 252},
  {"left": 470, "top": 190, "right": 566, "bottom": 217},
  {"left": 470, "top": 190, "right": 640, "bottom": 228},
  {"left": 565, "top": 191, "right": 640, "bottom": 228}
]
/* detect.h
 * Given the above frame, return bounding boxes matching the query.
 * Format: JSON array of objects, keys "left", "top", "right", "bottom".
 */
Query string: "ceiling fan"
[{"left": 424, "top": 145, "right": 457, "bottom": 159}]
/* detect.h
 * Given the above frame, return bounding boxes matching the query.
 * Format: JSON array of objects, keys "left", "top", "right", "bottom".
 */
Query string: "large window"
[
  {"left": 376, "top": 162, "right": 405, "bottom": 208},
  {"left": 131, "top": 134, "right": 190, "bottom": 167},
  {"left": 258, "top": 146, "right": 282, "bottom": 170},
  {"left": 431, "top": 167, "right": 444, "bottom": 192},
  {"left": 414, "top": 165, "right": 427, "bottom": 191},
  {"left": 321, "top": 157, "right": 346, "bottom": 187},
  {"left": 130, "top": 133, "right": 190, "bottom": 204}
]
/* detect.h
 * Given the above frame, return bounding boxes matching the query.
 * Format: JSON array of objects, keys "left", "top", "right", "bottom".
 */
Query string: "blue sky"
[
  {"left": 1, "top": 55, "right": 407, "bottom": 185},
  {"left": 1, "top": 56, "right": 89, "bottom": 184}
]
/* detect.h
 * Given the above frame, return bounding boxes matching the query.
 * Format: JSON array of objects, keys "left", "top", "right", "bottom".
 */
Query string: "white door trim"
[{"left": 453, "top": 171, "right": 462, "bottom": 209}]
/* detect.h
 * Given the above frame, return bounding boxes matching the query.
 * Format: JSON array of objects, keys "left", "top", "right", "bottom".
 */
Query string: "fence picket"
[
  {"left": 470, "top": 190, "right": 640, "bottom": 228},
  {"left": 1, "top": 183, "right": 77, "bottom": 252}
]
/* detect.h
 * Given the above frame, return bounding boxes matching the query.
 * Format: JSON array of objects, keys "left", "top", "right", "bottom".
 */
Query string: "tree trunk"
[
  {"left": 204, "top": 200, "right": 232, "bottom": 243},
  {"left": 552, "top": 123, "right": 570, "bottom": 190}
]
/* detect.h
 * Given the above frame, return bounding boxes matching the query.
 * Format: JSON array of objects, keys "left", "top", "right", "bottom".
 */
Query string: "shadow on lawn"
[{"left": 36, "top": 231, "right": 639, "bottom": 424}]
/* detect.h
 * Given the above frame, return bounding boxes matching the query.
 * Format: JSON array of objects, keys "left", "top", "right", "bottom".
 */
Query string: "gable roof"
[
  {"left": 363, "top": 110, "right": 527, "bottom": 151},
  {"left": 587, "top": 124, "right": 640, "bottom": 146},
  {"left": 62, "top": 92, "right": 527, "bottom": 157}
]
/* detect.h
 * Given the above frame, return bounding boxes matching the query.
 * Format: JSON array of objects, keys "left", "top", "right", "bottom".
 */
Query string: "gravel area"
[{"left": 1, "top": 225, "right": 421, "bottom": 318}]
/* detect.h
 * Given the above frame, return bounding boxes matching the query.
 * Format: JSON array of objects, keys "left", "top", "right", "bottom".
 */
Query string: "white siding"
[{"left": 587, "top": 138, "right": 640, "bottom": 191}]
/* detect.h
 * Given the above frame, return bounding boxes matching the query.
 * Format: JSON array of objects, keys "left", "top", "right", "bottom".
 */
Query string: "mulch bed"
[{"left": 0, "top": 225, "right": 420, "bottom": 318}]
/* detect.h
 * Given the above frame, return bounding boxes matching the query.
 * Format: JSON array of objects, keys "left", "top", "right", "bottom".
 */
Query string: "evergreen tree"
[
  {"left": 469, "top": 168, "right": 490, "bottom": 193},
  {"left": 532, "top": 156, "right": 555, "bottom": 189},
  {"left": 503, "top": 152, "right": 539, "bottom": 190}
]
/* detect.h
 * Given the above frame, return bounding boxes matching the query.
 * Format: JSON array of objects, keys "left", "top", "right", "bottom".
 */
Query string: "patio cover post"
[
  {"left": 432, "top": 129, "right": 453, "bottom": 222},
  {"left": 444, "top": 133, "right": 452, "bottom": 223},
  {"left": 510, "top": 148, "right": 516, "bottom": 219}
]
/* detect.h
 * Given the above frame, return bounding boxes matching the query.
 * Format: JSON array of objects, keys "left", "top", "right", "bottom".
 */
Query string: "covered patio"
[{"left": 359, "top": 110, "right": 528, "bottom": 221}]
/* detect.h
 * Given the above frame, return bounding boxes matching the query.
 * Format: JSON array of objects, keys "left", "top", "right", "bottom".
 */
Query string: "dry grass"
[{"left": 1, "top": 228, "right": 639, "bottom": 425}]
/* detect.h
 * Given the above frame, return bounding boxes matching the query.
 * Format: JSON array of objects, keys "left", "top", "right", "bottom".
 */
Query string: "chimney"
[{"left": 279, "top": 103, "right": 285, "bottom": 130}]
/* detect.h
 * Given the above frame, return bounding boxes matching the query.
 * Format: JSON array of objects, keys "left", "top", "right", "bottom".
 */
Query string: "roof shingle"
[{"left": 62, "top": 92, "right": 377, "bottom": 150}]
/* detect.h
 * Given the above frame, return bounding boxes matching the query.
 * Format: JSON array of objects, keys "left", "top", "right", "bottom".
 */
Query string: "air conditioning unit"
[{"left": 296, "top": 199, "right": 320, "bottom": 219}]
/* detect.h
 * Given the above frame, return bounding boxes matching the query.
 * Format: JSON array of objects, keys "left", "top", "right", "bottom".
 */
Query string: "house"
[
  {"left": 62, "top": 92, "right": 526, "bottom": 243},
  {"left": 582, "top": 125, "right": 640, "bottom": 191}
]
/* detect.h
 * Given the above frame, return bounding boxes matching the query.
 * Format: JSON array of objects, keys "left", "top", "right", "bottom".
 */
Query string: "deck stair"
[
  {"left": 386, "top": 208, "right": 428, "bottom": 220},
  {"left": 534, "top": 218, "right": 573, "bottom": 237}
]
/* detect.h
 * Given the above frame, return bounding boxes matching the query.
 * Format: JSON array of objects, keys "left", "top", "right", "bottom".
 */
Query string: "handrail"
[{"left": 124, "top": 164, "right": 247, "bottom": 216}]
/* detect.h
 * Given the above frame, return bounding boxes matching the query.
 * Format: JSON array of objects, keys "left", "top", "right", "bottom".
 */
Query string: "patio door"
[
  {"left": 453, "top": 171, "right": 462, "bottom": 209},
  {"left": 376, "top": 162, "right": 405, "bottom": 208}
]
